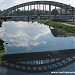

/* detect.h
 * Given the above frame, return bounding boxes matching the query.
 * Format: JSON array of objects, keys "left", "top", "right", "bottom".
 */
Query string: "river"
[{"left": 0, "top": 21, "right": 75, "bottom": 75}]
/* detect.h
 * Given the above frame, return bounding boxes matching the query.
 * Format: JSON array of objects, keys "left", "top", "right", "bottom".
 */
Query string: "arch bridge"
[{"left": 0, "top": 1, "right": 75, "bottom": 21}]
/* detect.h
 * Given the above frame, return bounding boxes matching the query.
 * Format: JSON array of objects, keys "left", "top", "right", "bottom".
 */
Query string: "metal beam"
[{"left": 49, "top": 5, "right": 51, "bottom": 19}]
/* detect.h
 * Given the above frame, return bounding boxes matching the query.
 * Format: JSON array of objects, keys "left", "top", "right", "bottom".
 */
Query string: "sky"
[{"left": 0, "top": 0, "right": 75, "bottom": 10}]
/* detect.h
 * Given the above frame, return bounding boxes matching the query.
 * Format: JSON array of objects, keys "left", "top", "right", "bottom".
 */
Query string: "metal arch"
[{"left": 1, "top": 1, "right": 75, "bottom": 16}]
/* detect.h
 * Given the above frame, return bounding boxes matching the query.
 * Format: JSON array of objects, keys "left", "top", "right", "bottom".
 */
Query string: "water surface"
[
  {"left": 0, "top": 21, "right": 75, "bottom": 75},
  {"left": 0, "top": 21, "right": 75, "bottom": 54}
]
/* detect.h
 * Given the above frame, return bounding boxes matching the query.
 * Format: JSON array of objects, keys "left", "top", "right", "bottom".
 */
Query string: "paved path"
[{"left": 62, "top": 22, "right": 75, "bottom": 27}]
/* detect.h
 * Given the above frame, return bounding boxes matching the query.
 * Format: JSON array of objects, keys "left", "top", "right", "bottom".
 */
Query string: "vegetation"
[
  {"left": 0, "top": 16, "right": 12, "bottom": 19},
  {"left": 0, "top": 39, "right": 4, "bottom": 65},
  {"left": 37, "top": 20, "right": 75, "bottom": 36},
  {"left": 0, "top": 16, "right": 12, "bottom": 21},
  {"left": 0, "top": 21, "right": 2, "bottom": 27}
]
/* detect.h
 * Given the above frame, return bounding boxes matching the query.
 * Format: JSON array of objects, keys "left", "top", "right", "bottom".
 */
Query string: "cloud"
[
  {"left": 5, "top": 28, "right": 48, "bottom": 47},
  {"left": 7, "top": 41, "right": 47, "bottom": 47},
  {"left": 1, "top": 21, "right": 49, "bottom": 48}
]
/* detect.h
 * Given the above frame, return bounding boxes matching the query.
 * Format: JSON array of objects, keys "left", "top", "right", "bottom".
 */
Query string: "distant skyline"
[{"left": 0, "top": 0, "right": 75, "bottom": 10}]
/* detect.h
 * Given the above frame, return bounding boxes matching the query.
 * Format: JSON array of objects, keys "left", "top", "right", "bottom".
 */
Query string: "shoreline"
[
  {"left": 36, "top": 20, "right": 75, "bottom": 37},
  {"left": 0, "top": 39, "right": 4, "bottom": 65}
]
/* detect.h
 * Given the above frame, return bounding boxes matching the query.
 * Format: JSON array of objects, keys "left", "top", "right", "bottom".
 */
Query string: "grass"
[
  {"left": 0, "top": 21, "right": 2, "bottom": 27},
  {"left": 0, "top": 16, "right": 12, "bottom": 22},
  {"left": 0, "top": 39, "right": 4, "bottom": 65},
  {"left": 37, "top": 20, "right": 75, "bottom": 36},
  {"left": 0, "top": 16, "right": 12, "bottom": 19},
  {"left": 0, "top": 50, "right": 4, "bottom": 65}
]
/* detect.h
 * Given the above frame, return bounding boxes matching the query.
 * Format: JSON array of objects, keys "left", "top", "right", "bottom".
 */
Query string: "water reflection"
[
  {"left": 0, "top": 38, "right": 6, "bottom": 75},
  {"left": 0, "top": 21, "right": 75, "bottom": 54},
  {"left": 0, "top": 21, "right": 75, "bottom": 75},
  {"left": 0, "top": 21, "right": 2, "bottom": 27},
  {"left": 50, "top": 27, "right": 66, "bottom": 37},
  {"left": 1, "top": 49, "right": 75, "bottom": 73}
]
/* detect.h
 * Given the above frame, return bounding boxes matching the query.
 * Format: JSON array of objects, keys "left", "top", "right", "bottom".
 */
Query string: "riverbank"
[
  {"left": 0, "top": 16, "right": 12, "bottom": 22},
  {"left": 0, "top": 21, "right": 2, "bottom": 27},
  {"left": 37, "top": 20, "right": 75, "bottom": 36},
  {"left": 0, "top": 39, "right": 4, "bottom": 65}
]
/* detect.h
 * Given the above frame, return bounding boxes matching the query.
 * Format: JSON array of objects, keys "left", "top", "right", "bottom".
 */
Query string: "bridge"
[
  {"left": 1, "top": 49, "right": 75, "bottom": 73},
  {"left": 0, "top": 1, "right": 75, "bottom": 21}
]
